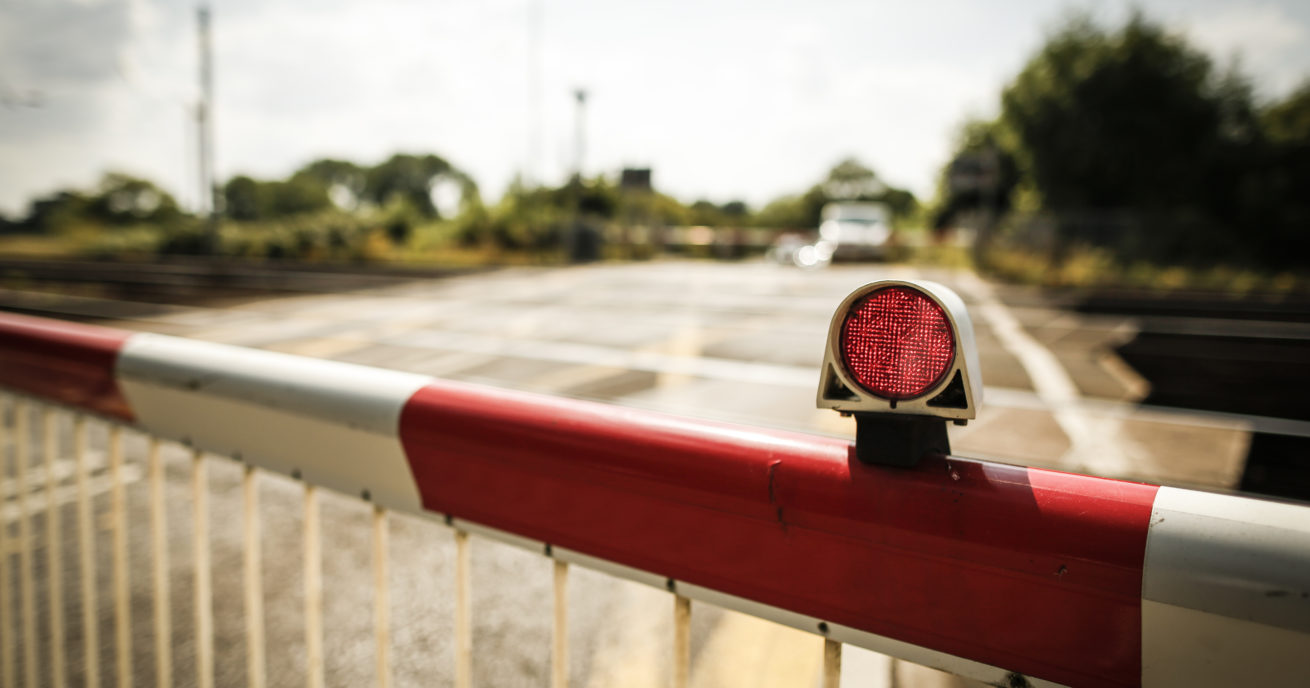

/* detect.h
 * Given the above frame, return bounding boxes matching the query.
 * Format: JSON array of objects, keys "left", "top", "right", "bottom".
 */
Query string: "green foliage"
[
  {"left": 752, "top": 158, "right": 918, "bottom": 229},
  {"left": 1000, "top": 14, "right": 1246, "bottom": 211},
  {"left": 89, "top": 173, "right": 184, "bottom": 225},
  {"left": 296, "top": 158, "right": 368, "bottom": 208},
  {"left": 81, "top": 209, "right": 396, "bottom": 262},
  {"left": 223, "top": 173, "right": 332, "bottom": 220},
  {"left": 17, "top": 173, "right": 184, "bottom": 235},
  {"left": 752, "top": 195, "right": 809, "bottom": 229},
  {"left": 450, "top": 177, "right": 613, "bottom": 253},
  {"left": 936, "top": 12, "right": 1310, "bottom": 270},
  {"left": 931, "top": 119, "right": 1021, "bottom": 230},
  {"left": 1264, "top": 82, "right": 1310, "bottom": 144},
  {"left": 20, "top": 151, "right": 923, "bottom": 265},
  {"left": 222, "top": 153, "right": 478, "bottom": 224},
  {"left": 363, "top": 153, "right": 477, "bottom": 219}
]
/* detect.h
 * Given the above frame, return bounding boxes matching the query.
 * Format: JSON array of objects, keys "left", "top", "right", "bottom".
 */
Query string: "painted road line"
[
  {"left": 379, "top": 326, "right": 1310, "bottom": 439},
  {"left": 956, "top": 271, "right": 1141, "bottom": 477}
]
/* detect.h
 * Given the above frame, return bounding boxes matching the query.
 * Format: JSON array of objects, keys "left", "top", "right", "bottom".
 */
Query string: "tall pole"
[
  {"left": 527, "top": 0, "right": 543, "bottom": 187},
  {"left": 572, "top": 89, "right": 587, "bottom": 181},
  {"left": 197, "top": 5, "right": 218, "bottom": 254}
]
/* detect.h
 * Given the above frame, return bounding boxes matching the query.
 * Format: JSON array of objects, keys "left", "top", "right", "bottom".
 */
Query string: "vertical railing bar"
[
  {"left": 148, "top": 439, "right": 172, "bottom": 688},
  {"left": 109, "top": 425, "right": 131, "bottom": 688},
  {"left": 822, "top": 639, "right": 841, "bottom": 688},
  {"left": 43, "top": 408, "right": 66, "bottom": 688},
  {"left": 454, "top": 529, "right": 471, "bottom": 688},
  {"left": 372, "top": 506, "right": 390, "bottom": 688},
  {"left": 304, "top": 485, "right": 324, "bottom": 688},
  {"left": 551, "top": 560, "right": 568, "bottom": 688},
  {"left": 672, "top": 595, "right": 690, "bottom": 688},
  {"left": 0, "top": 397, "right": 14, "bottom": 688},
  {"left": 73, "top": 417, "right": 99, "bottom": 688},
  {"left": 15, "top": 402, "right": 37, "bottom": 688},
  {"left": 243, "top": 466, "right": 265, "bottom": 688},
  {"left": 192, "top": 450, "right": 213, "bottom": 688}
]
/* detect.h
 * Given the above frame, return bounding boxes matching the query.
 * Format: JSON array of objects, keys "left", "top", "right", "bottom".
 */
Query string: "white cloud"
[{"left": 1186, "top": 4, "right": 1309, "bottom": 95}]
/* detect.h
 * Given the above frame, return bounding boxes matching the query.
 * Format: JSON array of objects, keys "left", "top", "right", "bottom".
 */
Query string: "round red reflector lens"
[{"left": 839, "top": 286, "right": 955, "bottom": 400}]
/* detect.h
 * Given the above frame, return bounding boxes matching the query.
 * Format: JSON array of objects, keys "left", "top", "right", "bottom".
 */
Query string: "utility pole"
[
  {"left": 572, "top": 88, "right": 587, "bottom": 181},
  {"left": 527, "top": 0, "right": 543, "bottom": 187},
  {"left": 197, "top": 5, "right": 218, "bottom": 254}
]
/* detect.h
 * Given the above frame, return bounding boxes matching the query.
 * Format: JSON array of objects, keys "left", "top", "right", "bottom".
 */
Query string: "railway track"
[{"left": 0, "top": 257, "right": 482, "bottom": 303}]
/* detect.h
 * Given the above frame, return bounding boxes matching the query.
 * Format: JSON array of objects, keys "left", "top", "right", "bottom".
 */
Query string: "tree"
[
  {"left": 751, "top": 158, "right": 919, "bottom": 230},
  {"left": 925, "top": 12, "right": 1310, "bottom": 266},
  {"left": 266, "top": 175, "right": 331, "bottom": 217},
  {"left": 1250, "top": 82, "right": 1310, "bottom": 259},
  {"left": 20, "top": 173, "right": 183, "bottom": 233},
  {"left": 687, "top": 200, "right": 723, "bottom": 226},
  {"left": 22, "top": 190, "right": 91, "bottom": 233},
  {"left": 295, "top": 159, "right": 368, "bottom": 209},
  {"left": 932, "top": 119, "right": 1021, "bottom": 231},
  {"left": 1264, "top": 82, "right": 1310, "bottom": 144},
  {"left": 822, "top": 158, "right": 885, "bottom": 200},
  {"left": 1002, "top": 15, "right": 1239, "bottom": 208},
  {"left": 720, "top": 200, "right": 749, "bottom": 218},
  {"left": 996, "top": 13, "right": 1260, "bottom": 259},
  {"left": 364, "top": 153, "right": 475, "bottom": 219},
  {"left": 87, "top": 173, "right": 182, "bottom": 225},
  {"left": 221, "top": 173, "right": 330, "bottom": 220},
  {"left": 752, "top": 195, "right": 808, "bottom": 229},
  {"left": 223, "top": 175, "right": 262, "bottom": 221}
]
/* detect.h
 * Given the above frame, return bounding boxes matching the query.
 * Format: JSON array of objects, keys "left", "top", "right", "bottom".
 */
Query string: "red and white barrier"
[{"left": 1, "top": 311, "right": 1306, "bottom": 688}]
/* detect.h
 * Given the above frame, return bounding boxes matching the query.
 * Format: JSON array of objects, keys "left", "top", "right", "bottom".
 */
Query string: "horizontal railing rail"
[{"left": 1, "top": 310, "right": 1308, "bottom": 688}]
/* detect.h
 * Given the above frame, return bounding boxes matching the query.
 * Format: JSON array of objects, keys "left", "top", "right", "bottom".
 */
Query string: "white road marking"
[
  {"left": 375, "top": 326, "right": 1310, "bottom": 438},
  {"left": 388, "top": 329, "right": 817, "bottom": 387},
  {"left": 956, "top": 272, "right": 1142, "bottom": 477}
]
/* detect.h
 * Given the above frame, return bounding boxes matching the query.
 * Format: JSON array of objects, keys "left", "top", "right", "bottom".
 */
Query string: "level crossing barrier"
[{"left": 0, "top": 310, "right": 1307, "bottom": 687}]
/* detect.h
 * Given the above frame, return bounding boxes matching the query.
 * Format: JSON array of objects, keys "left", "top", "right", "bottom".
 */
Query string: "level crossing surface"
[{"left": 2, "top": 260, "right": 1266, "bottom": 687}]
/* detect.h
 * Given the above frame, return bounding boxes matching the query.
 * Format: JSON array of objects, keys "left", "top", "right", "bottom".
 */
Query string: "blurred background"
[
  {"left": 1, "top": 1, "right": 1309, "bottom": 687},
  {"left": 1, "top": 0, "right": 1306, "bottom": 280}
]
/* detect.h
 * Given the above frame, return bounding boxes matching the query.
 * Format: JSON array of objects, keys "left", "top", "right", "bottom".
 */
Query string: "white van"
[{"left": 817, "top": 202, "right": 893, "bottom": 261}]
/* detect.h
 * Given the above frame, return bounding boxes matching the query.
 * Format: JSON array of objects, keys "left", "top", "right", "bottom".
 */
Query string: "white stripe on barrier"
[
  {"left": 7, "top": 313, "right": 1310, "bottom": 687},
  {"left": 1144, "top": 487, "right": 1310, "bottom": 632},
  {"left": 1142, "top": 600, "right": 1307, "bottom": 687},
  {"left": 116, "top": 333, "right": 430, "bottom": 512},
  {"left": 1142, "top": 486, "right": 1310, "bottom": 685}
]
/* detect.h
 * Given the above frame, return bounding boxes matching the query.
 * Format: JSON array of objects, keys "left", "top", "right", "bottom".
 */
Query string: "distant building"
[{"left": 620, "top": 168, "right": 652, "bottom": 192}]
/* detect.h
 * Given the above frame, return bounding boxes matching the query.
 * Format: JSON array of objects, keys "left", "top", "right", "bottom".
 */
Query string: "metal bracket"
[{"left": 854, "top": 414, "right": 951, "bottom": 467}]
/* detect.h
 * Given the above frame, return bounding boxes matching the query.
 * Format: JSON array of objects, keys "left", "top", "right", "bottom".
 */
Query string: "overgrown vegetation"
[
  {"left": 4, "top": 10, "right": 1306, "bottom": 294},
  {"left": 0, "top": 150, "right": 916, "bottom": 265},
  {"left": 934, "top": 12, "right": 1310, "bottom": 286}
]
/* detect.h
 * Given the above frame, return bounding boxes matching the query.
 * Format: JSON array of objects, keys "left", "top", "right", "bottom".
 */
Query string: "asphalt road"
[{"left": 0, "top": 260, "right": 1282, "bottom": 687}]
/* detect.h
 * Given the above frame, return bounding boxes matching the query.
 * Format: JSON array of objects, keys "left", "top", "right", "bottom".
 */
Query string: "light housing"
[
  {"left": 818, "top": 280, "right": 982, "bottom": 418},
  {"left": 817, "top": 280, "right": 983, "bottom": 466}
]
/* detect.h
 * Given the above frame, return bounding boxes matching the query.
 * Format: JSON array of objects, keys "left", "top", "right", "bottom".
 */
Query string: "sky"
[{"left": 1, "top": 0, "right": 1308, "bottom": 217}]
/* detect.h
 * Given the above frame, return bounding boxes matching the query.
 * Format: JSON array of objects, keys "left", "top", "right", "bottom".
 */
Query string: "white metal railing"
[{"left": 1, "top": 393, "right": 803, "bottom": 688}]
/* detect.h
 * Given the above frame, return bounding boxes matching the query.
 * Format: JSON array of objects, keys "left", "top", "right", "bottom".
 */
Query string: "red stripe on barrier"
[
  {"left": 401, "top": 380, "right": 1158, "bottom": 687},
  {"left": 0, "top": 312, "right": 134, "bottom": 421}
]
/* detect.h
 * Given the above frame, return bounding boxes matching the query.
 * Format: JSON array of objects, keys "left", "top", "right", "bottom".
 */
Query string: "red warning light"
[{"left": 839, "top": 286, "right": 955, "bottom": 400}]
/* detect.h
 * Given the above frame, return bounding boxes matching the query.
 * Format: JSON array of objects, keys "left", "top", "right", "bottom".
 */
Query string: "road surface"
[{"left": 0, "top": 260, "right": 1266, "bottom": 687}]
